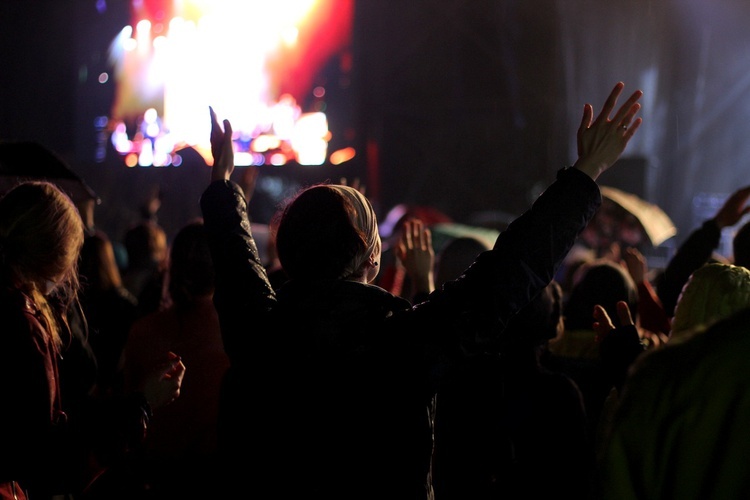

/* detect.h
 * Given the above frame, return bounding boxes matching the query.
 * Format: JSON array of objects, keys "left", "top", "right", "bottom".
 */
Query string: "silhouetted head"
[
  {"left": 564, "top": 259, "right": 638, "bottom": 330},
  {"left": 123, "top": 220, "right": 168, "bottom": 270},
  {"left": 168, "top": 220, "right": 215, "bottom": 306},
  {"left": 79, "top": 231, "right": 123, "bottom": 292},
  {"left": 276, "top": 184, "right": 381, "bottom": 282},
  {"left": 503, "top": 280, "right": 565, "bottom": 350},
  {"left": 435, "top": 236, "right": 492, "bottom": 286}
]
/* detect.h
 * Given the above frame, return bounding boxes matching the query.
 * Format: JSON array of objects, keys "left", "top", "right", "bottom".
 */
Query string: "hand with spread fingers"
[
  {"left": 395, "top": 218, "right": 435, "bottom": 297},
  {"left": 713, "top": 185, "right": 750, "bottom": 229},
  {"left": 574, "top": 82, "right": 643, "bottom": 180},
  {"left": 593, "top": 300, "right": 634, "bottom": 343}
]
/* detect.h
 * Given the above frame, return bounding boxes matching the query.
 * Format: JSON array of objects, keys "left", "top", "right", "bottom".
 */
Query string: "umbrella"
[
  {"left": 598, "top": 186, "right": 676, "bottom": 247},
  {"left": 0, "top": 141, "right": 99, "bottom": 203},
  {"left": 430, "top": 222, "right": 499, "bottom": 253}
]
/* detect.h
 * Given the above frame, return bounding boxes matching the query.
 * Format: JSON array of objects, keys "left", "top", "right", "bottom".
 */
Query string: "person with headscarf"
[{"left": 201, "top": 82, "right": 643, "bottom": 499}]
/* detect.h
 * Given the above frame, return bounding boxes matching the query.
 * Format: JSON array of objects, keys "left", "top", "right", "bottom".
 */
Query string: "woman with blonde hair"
[{"left": 0, "top": 181, "right": 184, "bottom": 500}]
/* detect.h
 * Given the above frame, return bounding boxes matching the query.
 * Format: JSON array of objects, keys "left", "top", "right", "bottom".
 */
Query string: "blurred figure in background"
[
  {"left": 432, "top": 281, "right": 593, "bottom": 499},
  {"left": 122, "top": 219, "right": 229, "bottom": 500},
  {"left": 78, "top": 231, "right": 139, "bottom": 397},
  {"left": 121, "top": 220, "right": 169, "bottom": 317}
]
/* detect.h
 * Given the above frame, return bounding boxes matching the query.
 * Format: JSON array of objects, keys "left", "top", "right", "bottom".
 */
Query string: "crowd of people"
[{"left": 2, "top": 80, "right": 750, "bottom": 500}]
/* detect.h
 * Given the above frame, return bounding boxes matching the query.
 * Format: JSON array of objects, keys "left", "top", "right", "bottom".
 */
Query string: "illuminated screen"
[{"left": 101, "top": 0, "right": 355, "bottom": 168}]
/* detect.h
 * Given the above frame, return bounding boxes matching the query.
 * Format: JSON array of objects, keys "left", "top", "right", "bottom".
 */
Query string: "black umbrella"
[{"left": 0, "top": 141, "right": 99, "bottom": 203}]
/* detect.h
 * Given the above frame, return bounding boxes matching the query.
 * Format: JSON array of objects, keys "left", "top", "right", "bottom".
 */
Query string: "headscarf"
[{"left": 328, "top": 185, "right": 380, "bottom": 279}]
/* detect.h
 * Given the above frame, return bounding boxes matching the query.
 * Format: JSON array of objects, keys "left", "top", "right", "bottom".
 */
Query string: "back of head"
[
  {"left": 564, "top": 259, "right": 638, "bottom": 330},
  {"left": 80, "top": 231, "right": 123, "bottom": 292},
  {"left": 0, "top": 182, "right": 84, "bottom": 345},
  {"left": 435, "top": 236, "right": 492, "bottom": 286},
  {"left": 671, "top": 263, "right": 750, "bottom": 340},
  {"left": 502, "top": 280, "right": 564, "bottom": 350},
  {"left": 275, "top": 184, "right": 380, "bottom": 281},
  {"left": 0, "top": 181, "right": 84, "bottom": 294},
  {"left": 168, "top": 220, "right": 214, "bottom": 306},
  {"left": 733, "top": 221, "right": 750, "bottom": 269},
  {"left": 124, "top": 220, "right": 168, "bottom": 269}
]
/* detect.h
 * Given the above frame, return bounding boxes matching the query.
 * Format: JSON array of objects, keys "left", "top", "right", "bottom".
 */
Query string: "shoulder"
[
  {"left": 0, "top": 287, "right": 41, "bottom": 319},
  {"left": 0, "top": 287, "right": 48, "bottom": 348}
]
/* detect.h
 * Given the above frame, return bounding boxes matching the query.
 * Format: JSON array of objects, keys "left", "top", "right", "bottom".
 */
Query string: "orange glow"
[
  {"left": 329, "top": 147, "right": 356, "bottom": 165},
  {"left": 125, "top": 153, "right": 139, "bottom": 167}
]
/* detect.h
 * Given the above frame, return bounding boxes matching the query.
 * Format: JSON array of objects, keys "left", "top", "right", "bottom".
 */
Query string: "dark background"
[{"left": 3, "top": 0, "right": 750, "bottom": 261}]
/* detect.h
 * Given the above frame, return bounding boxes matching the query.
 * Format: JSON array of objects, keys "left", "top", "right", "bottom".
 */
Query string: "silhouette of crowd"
[{"left": 4, "top": 79, "right": 750, "bottom": 500}]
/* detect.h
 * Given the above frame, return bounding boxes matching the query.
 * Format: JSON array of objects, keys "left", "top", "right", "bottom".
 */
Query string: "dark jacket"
[
  {"left": 0, "top": 286, "right": 153, "bottom": 500},
  {"left": 200, "top": 166, "right": 601, "bottom": 499}
]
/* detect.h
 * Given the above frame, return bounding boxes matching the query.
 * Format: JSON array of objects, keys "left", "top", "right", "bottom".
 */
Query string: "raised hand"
[
  {"left": 621, "top": 246, "right": 647, "bottom": 285},
  {"left": 574, "top": 82, "right": 643, "bottom": 180},
  {"left": 209, "top": 106, "right": 235, "bottom": 182},
  {"left": 593, "top": 300, "right": 634, "bottom": 343},
  {"left": 713, "top": 185, "right": 750, "bottom": 229},
  {"left": 395, "top": 218, "right": 435, "bottom": 296}
]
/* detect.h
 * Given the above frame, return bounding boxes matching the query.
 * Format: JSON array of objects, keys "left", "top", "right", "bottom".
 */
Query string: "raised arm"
[
  {"left": 201, "top": 107, "right": 276, "bottom": 362},
  {"left": 656, "top": 185, "right": 750, "bottom": 317},
  {"left": 412, "top": 82, "right": 643, "bottom": 343}
]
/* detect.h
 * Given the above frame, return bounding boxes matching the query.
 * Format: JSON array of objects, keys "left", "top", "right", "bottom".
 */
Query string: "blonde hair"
[
  {"left": 671, "top": 263, "right": 750, "bottom": 341},
  {"left": 0, "top": 181, "right": 85, "bottom": 346}
]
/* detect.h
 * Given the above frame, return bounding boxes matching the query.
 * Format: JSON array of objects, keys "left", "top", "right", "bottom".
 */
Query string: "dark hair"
[
  {"left": 564, "top": 259, "right": 638, "bottom": 330},
  {"left": 168, "top": 220, "right": 214, "bottom": 307},
  {"left": 435, "top": 236, "right": 492, "bottom": 286},
  {"left": 124, "top": 221, "right": 167, "bottom": 268},
  {"left": 502, "top": 280, "right": 564, "bottom": 349},
  {"left": 79, "top": 231, "right": 123, "bottom": 292},
  {"left": 275, "top": 185, "right": 368, "bottom": 281}
]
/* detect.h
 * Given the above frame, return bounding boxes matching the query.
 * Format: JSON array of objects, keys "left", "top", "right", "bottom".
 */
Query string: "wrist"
[
  {"left": 410, "top": 274, "right": 435, "bottom": 294},
  {"left": 572, "top": 158, "right": 606, "bottom": 180}
]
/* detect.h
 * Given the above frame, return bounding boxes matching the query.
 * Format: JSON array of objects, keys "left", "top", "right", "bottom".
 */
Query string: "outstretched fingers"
[
  {"left": 612, "top": 90, "right": 644, "bottom": 131},
  {"left": 615, "top": 300, "right": 635, "bottom": 327},
  {"left": 208, "top": 107, "right": 235, "bottom": 181},
  {"left": 221, "top": 118, "right": 233, "bottom": 160},
  {"left": 210, "top": 106, "right": 222, "bottom": 161},
  {"left": 592, "top": 304, "right": 615, "bottom": 342},
  {"left": 591, "top": 82, "right": 625, "bottom": 126},
  {"left": 577, "top": 103, "right": 594, "bottom": 157},
  {"left": 573, "top": 82, "right": 644, "bottom": 180},
  {"left": 622, "top": 117, "right": 643, "bottom": 140}
]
